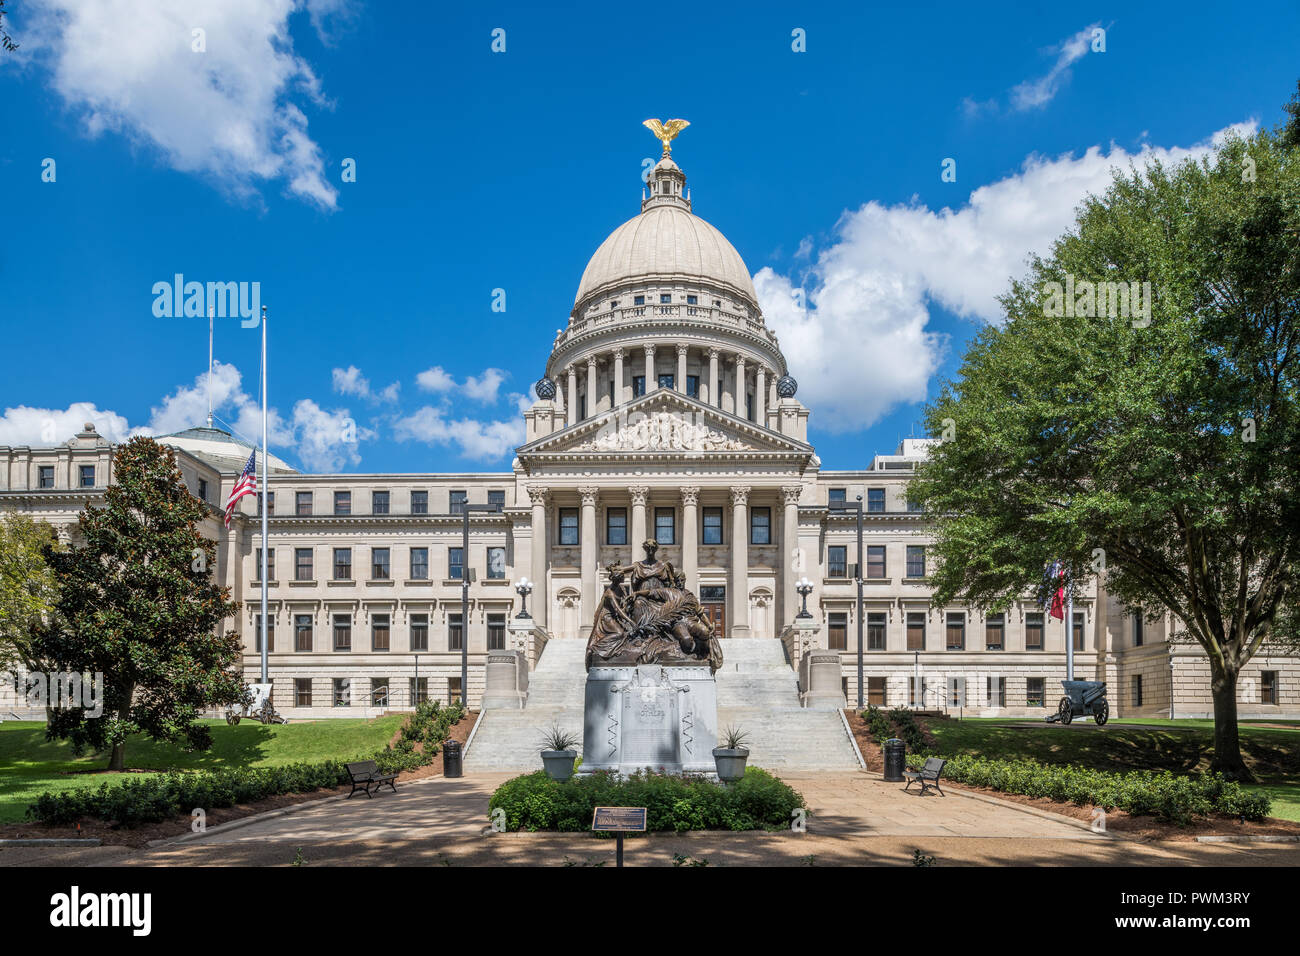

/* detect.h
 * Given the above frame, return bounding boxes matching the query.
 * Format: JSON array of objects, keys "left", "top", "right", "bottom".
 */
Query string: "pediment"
[{"left": 517, "top": 391, "right": 813, "bottom": 461}]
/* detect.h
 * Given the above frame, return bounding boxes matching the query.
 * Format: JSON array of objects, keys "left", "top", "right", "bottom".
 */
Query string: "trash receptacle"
[
  {"left": 883, "top": 737, "right": 906, "bottom": 782},
  {"left": 443, "top": 739, "right": 463, "bottom": 778}
]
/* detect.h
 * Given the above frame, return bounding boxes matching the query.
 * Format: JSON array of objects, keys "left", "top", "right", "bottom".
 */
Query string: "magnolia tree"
[
  {"left": 910, "top": 126, "right": 1299, "bottom": 780},
  {"left": 34, "top": 437, "right": 244, "bottom": 771},
  {"left": 0, "top": 513, "right": 61, "bottom": 674}
]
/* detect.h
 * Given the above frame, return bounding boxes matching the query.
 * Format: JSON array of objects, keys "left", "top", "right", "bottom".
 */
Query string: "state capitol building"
[{"left": 3, "top": 141, "right": 1295, "bottom": 722}]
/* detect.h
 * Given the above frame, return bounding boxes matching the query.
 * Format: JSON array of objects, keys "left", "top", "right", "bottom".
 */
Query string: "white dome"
[{"left": 573, "top": 204, "right": 758, "bottom": 308}]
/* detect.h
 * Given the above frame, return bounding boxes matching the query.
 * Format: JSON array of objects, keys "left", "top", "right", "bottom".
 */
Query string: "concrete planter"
[
  {"left": 712, "top": 747, "right": 750, "bottom": 782},
  {"left": 541, "top": 749, "right": 578, "bottom": 781}
]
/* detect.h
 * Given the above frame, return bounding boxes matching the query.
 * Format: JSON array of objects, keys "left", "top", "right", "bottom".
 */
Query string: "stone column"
[
  {"left": 644, "top": 345, "right": 656, "bottom": 392},
  {"left": 613, "top": 347, "right": 624, "bottom": 406},
  {"left": 681, "top": 486, "right": 699, "bottom": 591},
  {"left": 586, "top": 356, "right": 597, "bottom": 418},
  {"left": 735, "top": 354, "right": 747, "bottom": 420},
  {"left": 676, "top": 344, "right": 688, "bottom": 393},
  {"left": 708, "top": 348, "right": 720, "bottom": 406},
  {"left": 730, "top": 486, "right": 751, "bottom": 637},
  {"left": 629, "top": 485, "right": 648, "bottom": 547},
  {"left": 566, "top": 365, "right": 578, "bottom": 427},
  {"left": 781, "top": 484, "right": 803, "bottom": 627},
  {"left": 528, "top": 486, "right": 549, "bottom": 628},
  {"left": 579, "top": 486, "right": 599, "bottom": 623},
  {"left": 755, "top": 366, "right": 767, "bottom": 425}
]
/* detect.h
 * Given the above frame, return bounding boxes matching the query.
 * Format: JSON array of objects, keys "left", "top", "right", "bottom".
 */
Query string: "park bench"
[
  {"left": 345, "top": 760, "right": 399, "bottom": 798},
  {"left": 902, "top": 757, "right": 947, "bottom": 797}
]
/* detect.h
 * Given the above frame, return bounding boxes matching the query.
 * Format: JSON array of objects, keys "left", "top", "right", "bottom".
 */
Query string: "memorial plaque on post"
[{"left": 592, "top": 806, "right": 646, "bottom": 867}]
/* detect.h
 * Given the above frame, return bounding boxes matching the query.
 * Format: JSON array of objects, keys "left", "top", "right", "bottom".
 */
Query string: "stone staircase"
[{"left": 463, "top": 637, "right": 861, "bottom": 772}]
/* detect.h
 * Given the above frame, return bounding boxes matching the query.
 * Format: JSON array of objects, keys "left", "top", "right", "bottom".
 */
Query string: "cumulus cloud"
[
  {"left": 291, "top": 398, "right": 371, "bottom": 471},
  {"left": 416, "top": 365, "right": 509, "bottom": 402},
  {"left": 25, "top": 0, "right": 337, "bottom": 208},
  {"left": 0, "top": 403, "right": 132, "bottom": 445},
  {"left": 757, "top": 122, "right": 1257, "bottom": 432},
  {"left": 416, "top": 366, "right": 457, "bottom": 393},
  {"left": 332, "top": 365, "right": 399, "bottom": 403},
  {"left": 393, "top": 407, "right": 524, "bottom": 461}
]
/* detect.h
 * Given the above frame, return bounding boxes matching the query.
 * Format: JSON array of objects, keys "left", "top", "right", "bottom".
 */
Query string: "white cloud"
[
  {"left": 462, "top": 368, "right": 507, "bottom": 403},
  {"left": 1010, "top": 24, "right": 1098, "bottom": 111},
  {"left": 416, "top": 366, "right": 457, "bottom": 393},
  {"left": 332, "top": 365, "right": 399, "bottom": 403},
  {"left": 393, "top": 407, "right": 524, "bottom": 461},
  {"left": 757, "top": 123, "right": 1257, "bottom": 432},
  {"left": 0, "top": 403, "right": 132, "bottom": 445},
  {"left": 26, "top": 0, "right": 337, "bottom": 209},
  {"left": 291, "top": 398, "right": 371, "bottom": 471}
]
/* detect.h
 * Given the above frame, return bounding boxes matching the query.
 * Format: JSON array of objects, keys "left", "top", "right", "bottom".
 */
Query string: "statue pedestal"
[{"left": 581, "top": 663, "right": 717, "bottom": 776}]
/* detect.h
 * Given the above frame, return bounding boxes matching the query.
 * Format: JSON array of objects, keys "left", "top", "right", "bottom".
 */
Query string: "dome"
[{"left": 573, "top": 204, "right": 758, "bottom": 308}]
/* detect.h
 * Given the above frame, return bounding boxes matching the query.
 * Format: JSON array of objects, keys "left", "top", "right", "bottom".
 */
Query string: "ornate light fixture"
[
  {"left": 795, "top": 576, "right": 814, "bottom": 619},
  {"left": 515, "top": 577, "right": 534, "bottom": 618}
]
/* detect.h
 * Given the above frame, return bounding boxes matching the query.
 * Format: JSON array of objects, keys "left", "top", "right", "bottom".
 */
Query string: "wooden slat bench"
[{"left": 345, "top": 760, "right": 398, "bottom": 798}]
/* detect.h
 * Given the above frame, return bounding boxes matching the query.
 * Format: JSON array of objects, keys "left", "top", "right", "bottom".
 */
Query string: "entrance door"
[{"left": 699, "top": 586, "right": 726, "bottom": 639}]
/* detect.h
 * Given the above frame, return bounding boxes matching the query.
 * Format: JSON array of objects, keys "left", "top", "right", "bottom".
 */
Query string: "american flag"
[{"left": 224, "top": 449, "right": 258, "bottom": 529}]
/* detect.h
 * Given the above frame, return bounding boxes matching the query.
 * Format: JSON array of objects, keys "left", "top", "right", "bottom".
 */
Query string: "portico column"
[
  {"left": 681, "top": 486, "right": 699, "bottom": 591},
  {"left": 755, "top": 366, "right": 767, "bottom": 425},
  {"left": 644, "top": 345, "right": 656, "bottom": 392},
  {"left": 781, "top": 485, "right": 802, "bottom": 626},
  {"left": 586, "top": 356, "right": 597, "bottom": 419},
  {"left": 566, "top": 365, "right": 577, "bottom": 427},
  {"left": 579, "top": 486, "right": 599, "bottom": 623},
  {"left": 528, "top": 486, "right": 549, "bottom": 628},
  {"left": 734, "top": 354, "right": 746, "bottom": 419},
  {"left": 676, "top": 344, "right": 688, "bottom": 393},
  {"left": 629, "top": 485, "right": 648, "bottom": 547},
  {"left": 613, "top": 347, "right": 625, "bottom": 406},
  {"left": 730, "top": 486, "right": 751, "bottom": 637},
  {"left": 708, "top": 348, "right": 720, "bottom": 406}
]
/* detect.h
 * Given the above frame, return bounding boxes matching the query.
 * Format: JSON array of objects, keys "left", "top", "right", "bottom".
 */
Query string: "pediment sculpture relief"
[{"left": 575, "top": 411, "right": 753, "bottom": 452}]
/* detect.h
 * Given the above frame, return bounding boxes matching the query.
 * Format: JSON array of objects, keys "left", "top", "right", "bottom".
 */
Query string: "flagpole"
[
  {"left": 260, "top": 304, "right": 269, "bottom": 686},
  {"left": 1065, "top": 565, "right": 1075, "bottom": 682},
  {"left": 206, "top": 306, "right": 214, "bottom": 429}
]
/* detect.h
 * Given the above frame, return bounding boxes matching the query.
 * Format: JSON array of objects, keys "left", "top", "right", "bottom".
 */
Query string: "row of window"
[
  {"left": 288, "top": 677, "right": 463, "bottom": 708},
  {"left": 562, "top": 506, "right": 773, "bottom": 546},
  {"left": 259, "top": 489, "right": 507, "bottom": 517},
  {"left": 256, "top": 546, "right": 508, "bottom": 582},
  {"left": 254, "top": 612, "right": 508, "bottom": 654},
  {"left": 827, "top": 487, "right": 924, "bottom": 513},
  {"left": 826, "top": 611, "right": 1087, "bottom": 652},
  {"left": 827, "top": 545, "right": 927, "bottom": 579},
  {"left": 35, "top": 464, "right": 98, "bottom": 489},
  {"left": 864, "top": 676, "right": 1044, "bottom": 707}
]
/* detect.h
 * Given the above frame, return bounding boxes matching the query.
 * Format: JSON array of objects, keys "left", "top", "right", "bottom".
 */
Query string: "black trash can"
[
  {"left": 443, "top": 739, "right": 463, "bottom": 778},
  {"left": 883, "top": 737, "right": 906, "bottom": 782}
]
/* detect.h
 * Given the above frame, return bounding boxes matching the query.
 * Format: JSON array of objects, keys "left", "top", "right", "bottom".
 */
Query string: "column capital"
[
  {"left": 781, "top": 484, "right": 803, "bottom": 505},
  {"left": 578, "top": 485, "right": 600, "bottom": 506},
  {"left": 676, "top": 342, "right": 689, "bottom": 357},
  {"left": 526, "top": 485, "right": 550, "bottom": 505},
  {"left": 644, "top": 344, "right": 657, "bottom": 357},
  {"left": 612, "top": 346, "right": 624, "bottom": 360},
  {"left": 586, "top": 355, "right": 597, "bottom": 370},
  {"left": 628, "top": 485, "right": 649, "bottom": 506},
  {"left": 730, "top": 485, "right": 751, "bottom": 506},
  {"left": 680, "top": 485, "right": 700, "bottom": 506},
  {"left": 708, "top": 346, "right": 721, "bottom": 359},
  {"left": 735, "top": 353, "right": 746, "bottom": 364}
]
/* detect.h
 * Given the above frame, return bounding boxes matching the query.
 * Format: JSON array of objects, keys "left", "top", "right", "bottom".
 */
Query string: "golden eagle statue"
[{"left": 643, "top": 118, "right": 690, "bottom": 158}]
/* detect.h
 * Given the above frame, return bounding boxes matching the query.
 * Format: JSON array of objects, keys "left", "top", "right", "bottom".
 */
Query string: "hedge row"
[
  {"left": 488, "top": 767, "right": 806, "bottom": 833},
  {"left": 27, "top": 700, "right": 466, "bottom": 827},
  {"left": 906, "top": 753, "right": 1271, "bottom": 824}
]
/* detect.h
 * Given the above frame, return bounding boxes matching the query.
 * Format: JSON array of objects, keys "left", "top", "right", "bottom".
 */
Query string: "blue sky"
[{"left": 2, "top": 1, "right": 1297, "bottom": 473}]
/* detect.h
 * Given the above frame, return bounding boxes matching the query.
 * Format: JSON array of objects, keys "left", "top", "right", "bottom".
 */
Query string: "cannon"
[
  {"left": 1044, "top": 679, "right": 1109, "bottom": 725},
  {"left": 225, "top": 682, "right": 288, "bottom": 725}
]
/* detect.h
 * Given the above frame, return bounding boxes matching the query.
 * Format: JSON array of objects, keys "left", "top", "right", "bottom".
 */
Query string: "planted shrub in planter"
[
  {"left": 539, "top": 722, "right": 581, "bottom": 781},
  {"left": 713, "top": 725, "right": 751, "bottom": 782}
]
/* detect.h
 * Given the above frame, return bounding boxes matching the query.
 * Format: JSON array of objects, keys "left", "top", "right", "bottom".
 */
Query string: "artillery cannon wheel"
[
  {"left": 226, "top": 714, "right": 241, "bottom": 725},
  {"left": 1058, "top": 697, "right": 1073, "bottom": 725},
  {"left": 1093, "top": 699, "right": 1109, "bottom": 726}
]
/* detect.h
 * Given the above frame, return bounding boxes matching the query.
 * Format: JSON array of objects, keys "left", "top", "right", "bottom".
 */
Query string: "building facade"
[{"left": 3, "top": 148, "right": 1296, "bottom": 720}]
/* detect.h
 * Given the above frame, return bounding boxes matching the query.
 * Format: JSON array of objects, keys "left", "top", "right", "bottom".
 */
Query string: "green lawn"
[
  {"left": 0, "top": 717, "right": 404, "bottom": 824},
  {"left": 923, "top": 717, "right": 1300, "bottom": 821}
]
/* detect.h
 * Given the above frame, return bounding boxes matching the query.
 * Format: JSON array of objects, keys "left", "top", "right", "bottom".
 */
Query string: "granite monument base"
[{"left": 581, "top": 662, "right": 717, "bottom": 776}]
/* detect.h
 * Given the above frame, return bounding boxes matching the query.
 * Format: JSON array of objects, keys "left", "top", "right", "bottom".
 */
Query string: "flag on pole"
[
  {"left": 1047, "top": 560, "right": 1068, "bottom": 620},
  {"left": 224, "top": 449, "right": 258, "bottom": 528}
]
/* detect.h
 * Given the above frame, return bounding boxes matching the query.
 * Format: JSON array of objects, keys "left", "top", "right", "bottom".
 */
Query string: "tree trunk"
[
  {"left": 1209, "top": 663, "right": 1253, "bottom": 781},
  {"left": 106, "top": 698, "right": 130, "bottom": 772}
]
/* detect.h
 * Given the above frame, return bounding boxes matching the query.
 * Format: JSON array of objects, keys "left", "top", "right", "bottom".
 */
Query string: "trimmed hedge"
[
  {"left": 488, "top": 767, "right": 806, "bottom": 833},
  {"left": 905, "top": 753, "right": 1272, "bottom": 824},
  {"left": 27, "top": 701, "right": 467, "bottom": 827}
]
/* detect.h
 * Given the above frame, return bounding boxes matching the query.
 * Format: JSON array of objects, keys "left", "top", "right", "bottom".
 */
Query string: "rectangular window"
[
  {"left": 1131, "top": 675, "right": 1144, "bottom": 706},
  {"left": 487, "top": 546, "right": 506, "bottom": 579},
  {"left": 660, "top": 293, "right": 672, "bottom": 304},
  {"left": 371, "top": 547, "right": 390, "bottom": 580},
  {"left": 987, "top": 676, "right": 1006, "bottom": 707},
  {"left": 1262, "top": 671, "right": 1279, "bottom": 705},
  {"left": 866, "top": 545, "right": 886, "bottom": 579},
  {"left": 828, "top": 487, "right": 846, "bottom": 508},
  {"left": 410, "top": 613, "right": 429, "bottom": 652},
  {"left": 294, "top": 614, "right": 313, "bottom": 652},
  {"left": 558, "top": 508, "right": 579, "bottom": 545},
  {"left": 487, "top": 613, "right": 506, "bottom": 651},
  {"left": 686, "top": 294, "right": 698, "bottom": 305},
  {"left": 1026, "top": 677, "right": 1045, "bottom": 707},
  {"left": 79, "top": 464, "right": 95, "bottom": 487},
  {"left": 867, "top": 612, "right": 887, "bottom": 651},
  {"left": 867, "top": 676, "right": 886, "bottom": 706},
  {"left": 334, "top": 490, "right": 351, "bottom": 515},
  {"left": 333, "top": 678, "right": 351, "bottom": 707},
  {"left": 658, "top": 373, "right": 675, "bottom": 391},
  {"left": 295, "top": 547, "right": 313, "bottom": 581},
  {"left": 448, "top": 613, "right": 463, "bottom": 651},
  {"left": 259, "top": 491, "right": 274, "bottom": 516},
  {"left": 448, "top": 677, "right": 463, "bottom": 704},
  {"left": 746, "top": 393, "right": 753, "bottom": 421},
  {"left": 985, "top": 613, "right": 1005, "bottom": 650},
  {"left": 295, "top": 491, "right": 312, "bottom": 516},
  {"left": 254, "top": 614, "right": 274, "bottom": 653},
  {"left": 828, "top": 545, "right": 847, "bottom": 578},
  {"left": 333, "top": 547, "right": 352, "bottom": 580},
  {"left": 866, "top": 488, "right": 885, "bottom": 513},
  {"left": 449, "top": 490, "right": 467, "bottom": 515},
  {"left": 411, "top": 490, "right": 428, "bottom": 514},
  {"left": 410, "top": 547, "right": 429, "bottom": 580},
  {"left": 198, "top": 479, "right": 208, "bottom": 501},
  {"left": 372, "top": 614, "right": 390, "bottom": 652},
  {"left": 654, "top": 507, "right": 676, "bottom": 545},
  {"left": 256, "top": 547, "right": 275, "bottom": 581},
  {"left": 686, "top": 375, "right": 699, "bottom": 398},
  {"left": 372, "top": 490, "right": 390, "bottom": 514},
  {"left": 1025, "top": 612, "right": 1044, "bottom": 650},
  {"left": 948, "top": 677, "right": 966, "bottom": 707},
  {"left": 371, "top": 678, "right": 390, "bottom": 707},
  {"left": 634, "top": 294, "right": 645, "bottom": 306},
  {"left": 702, "top": 507, "right": 723, "bottom": 545},
  {"left": 632, "top": 375, "right": 646, "bottom": 397},
  {"left": 38, "top": 465, "right": 54, "bottom": 489},
  {"left": 750, "top": 507, "right": 771, "bottom": 545},
  {"left": 1073, "top": 612, "right": 1085, "bottom": 651},
  {"left": 907, "top": 498, "right": 924, "bottom": 513},
  {"left": 946, "top": 612, "right": 965, "bottom": 650},
  {"left": 333, "top": 614, "right": 351, "bottom": 652},
  {"left": 1133, "top": 613, "right": 1144, "bottom": 647},
  {"left": 294, "top": 678, "right": 312, "bottom": 708},
  {"left": 448, "top": 547, "right": 464, "bottom": 580},
  {"left": 409, "top": 677, "right": 429, "bottom": 706},
  {"left": 606, "top": 507, "right": 627, "bottom": 545},
  {"left": 905, "top": 545, "right": 926, "bottom": 578},
  {"left": 906, "top": 612, "right": 926, "bottom": 651},
  {"left": 828, "top": 612, "right": 847, "bottom": 651},
  {"left": 488, "top": 489, "right": 505, "bottom": 510}
]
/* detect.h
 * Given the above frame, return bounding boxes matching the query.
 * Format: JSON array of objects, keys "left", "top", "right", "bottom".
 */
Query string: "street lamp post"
[
  {"left": 829, "top": 495, "right": 865, "bottom": 709},
  {"left": 453, "top": 501, "right": 504, "bottom": 708},
  {"left": 515, "top": 577, "right": 534, "bottom": 619},
  {"left": 795, "top": 576, "right": 814, "bottom": 619}
]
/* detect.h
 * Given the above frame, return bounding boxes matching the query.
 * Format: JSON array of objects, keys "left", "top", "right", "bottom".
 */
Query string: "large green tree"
[
  {"left": 34, "top": 437, "right": 244, "bottom": 771},
  {"left": 0, "top": 513, "right": 60, "bottom": 673},
  {"left": 910, "top": 126, "right": 1299, "bottom": 780}
]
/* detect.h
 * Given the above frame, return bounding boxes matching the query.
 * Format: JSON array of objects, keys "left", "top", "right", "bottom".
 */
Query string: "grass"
[
  {"left": 0, "top": 717, "right": 404, "bottom": 824},
  {"left": 921, "top": 716, "right": 1300, "bottom": 821}
]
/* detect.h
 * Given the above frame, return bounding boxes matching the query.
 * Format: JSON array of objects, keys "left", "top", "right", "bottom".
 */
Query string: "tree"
[
  {"left": 910, "top": 127, "right": 1299, "bottom": 780},
  {"left": 0, "top": 0, "right": 17, "bottom": 53},
  {"left": 35, "top": 438, "right": 244, "bottom": 771},
  {"left": 0, "top": 513, "right": 60, "bottom": 674},
  {"left": 1282, "top": 78, "right": 1300, "bottom": 150}
]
